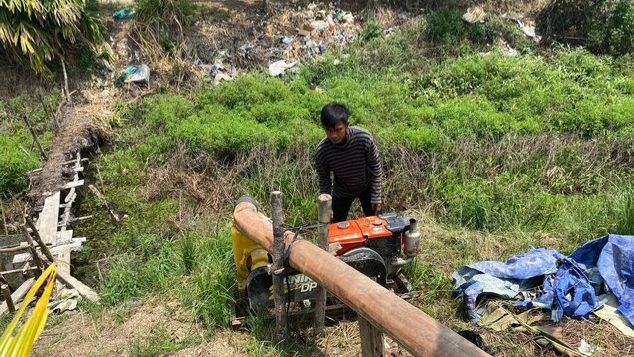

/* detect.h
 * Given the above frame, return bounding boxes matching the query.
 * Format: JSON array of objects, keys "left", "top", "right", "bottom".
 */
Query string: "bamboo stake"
[
  {"left": 88, "top": 185, "right": 120, "bottom": 223},
  {"left": 22, "top": 115, "right": 47, "bottom": 161},
  {"left": 314, "top": 193, "right": 331, "bottom": 337},
  {"left": 271, "top": 191, "right": 287, "bottom": 342}
]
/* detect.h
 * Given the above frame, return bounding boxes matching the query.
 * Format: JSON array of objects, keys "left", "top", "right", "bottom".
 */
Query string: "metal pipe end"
[{"left": 234, "top": 196, "right": 259, "bottom": 210}]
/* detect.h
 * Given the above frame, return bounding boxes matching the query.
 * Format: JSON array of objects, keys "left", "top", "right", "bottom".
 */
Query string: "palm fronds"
[
  {"left": 0, "top": 0, "right": 109, "bottom": 75},
  {"left": 0, "top": 264, "right": 57, "bottom": 356}
]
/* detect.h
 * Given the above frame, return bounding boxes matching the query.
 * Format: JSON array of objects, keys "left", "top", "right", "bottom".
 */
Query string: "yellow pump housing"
[{"left": 230, "top": 218, "right": 270, "bottom": 291}]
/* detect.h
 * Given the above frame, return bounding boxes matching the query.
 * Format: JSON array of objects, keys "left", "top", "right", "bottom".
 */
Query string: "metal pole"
[
  {"left": 270, "top": 191, "right": 287, "bottom": 342},
  {"left": 233, "top": 199, "right": 492, "bottom": 357},
  {"left": 314, "top": 194, "right": 331, "bottom": 337}
]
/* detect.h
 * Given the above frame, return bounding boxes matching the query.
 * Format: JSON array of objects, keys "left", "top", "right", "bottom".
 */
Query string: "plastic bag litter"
[
  {"left": 113, "top": 8, "right": 135, "bottom": 20},
  {"left": 125, "top": 64, "right": 150, "bottom": 84},
  {"left": 268, "top": 60, "right": 297, "bottom": 76}
]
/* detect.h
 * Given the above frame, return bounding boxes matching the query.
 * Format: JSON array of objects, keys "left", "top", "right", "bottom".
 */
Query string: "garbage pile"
[{"left": 192, "top": 2, "right": 361, "bottom": 84}]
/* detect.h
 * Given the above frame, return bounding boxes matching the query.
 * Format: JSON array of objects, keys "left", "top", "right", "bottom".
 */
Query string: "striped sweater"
[{"left": 315, "top": 126, "right": 383, "bottom": 203}]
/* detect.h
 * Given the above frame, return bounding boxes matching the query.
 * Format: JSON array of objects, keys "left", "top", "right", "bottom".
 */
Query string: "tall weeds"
[{"left": 616, "top": 185, "right": 634, "bottom": 235}]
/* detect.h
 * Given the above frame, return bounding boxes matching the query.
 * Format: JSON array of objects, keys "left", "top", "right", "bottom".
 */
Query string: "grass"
[
  {"left": 79, "top": 36, "right": 634, "bottom": 354},
  {"left": 4, "top": 5, "right": 634, "bottom": 356}
]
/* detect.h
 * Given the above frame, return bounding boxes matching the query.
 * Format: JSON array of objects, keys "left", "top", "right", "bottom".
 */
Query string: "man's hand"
[{"left": 372, "top": 203, "right": 382, "bottom": 215}]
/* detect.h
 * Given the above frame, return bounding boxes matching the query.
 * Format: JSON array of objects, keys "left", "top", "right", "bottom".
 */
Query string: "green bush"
[
  {"left": 588, "top": 0, "right": 634, "bottom": 56},
  {"left": 466, "top": 22, "right": 498, "bottom": 47},
  {"left": 537, "top": 0, "right": 634, "bottom": 56},
  {"left": 143, "top": 94, "right": 195, "bottom": 128},
  {"left": 432, "top": 97, "right": 516, "bottom": 139},
  {"left": 176, "top": 108, "right": 270, "bottom": 156},
  {"left": 426, "top": 9, "right": 464, "bottom": 44},
  {"left": 361, "top": 18, "right": 383, "bottom": 42},
  {"left": 0, "top": 136, "right": 39, "bottom": 197},
  {"left": 199, "top": 75, "right": 292, "bottom": 110}
]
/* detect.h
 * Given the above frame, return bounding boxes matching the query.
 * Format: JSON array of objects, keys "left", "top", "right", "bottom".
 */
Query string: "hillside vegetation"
[{"left": 2, "top": 1, "right": 634, "bottom": 356}]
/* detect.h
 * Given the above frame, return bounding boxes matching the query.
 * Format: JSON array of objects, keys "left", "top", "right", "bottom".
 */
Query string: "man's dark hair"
[{"left": 320, "top": 102, "right": 349, "bottom": 128}]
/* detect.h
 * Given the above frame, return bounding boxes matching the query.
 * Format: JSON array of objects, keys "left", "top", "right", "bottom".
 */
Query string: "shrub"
[
  {"left": 432, "top": 97, "right": 515, "bottom": 139},
  {"left": 0, "top": 136, "right": 39, "bottom": 197},
  {"left": 426, "top": 9, "right": 464, "bottom": 44},
  {"left": 199, "top": 75, "right": 292, "bottom": 110},
  {"left": 361, "top": 18, "right": 383, "bottom": 42},
  {"left": 466, "top": 22, "right": 498, "bottom": 47},
  {"left": 175, "top": 107, "right": 270, "bottom": 156},
  {"left": 588, "top": 0, "right": 634, "bottom": 56},
  {"left": 537, "top": 0, "right": 634, "bottom": 56},
  {"left": 143, "top": 94, "right": 195, "bottom": 128}
]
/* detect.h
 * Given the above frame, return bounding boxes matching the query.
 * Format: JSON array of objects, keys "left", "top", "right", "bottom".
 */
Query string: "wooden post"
[
  {"left": 1, "top": 202, "right": 7, "bottom": 236},
  {"left": 314, "top": 193, "right": 331, "bottom": 337},
  {"left": 24, "top": 216, "right": 56, "bottom": 263},
  {"left": 19, "top": 224, "right": 45, "bottom": 269},
  {"left": 22, "top": 115, "right": 47, "bottom": 161},
  {"left": 359, "top": 316, "right": 384, "bottom": 357},
  {"left": 271, "top": 191, "right": 287, "bottom": 342},
  {"left": 1, "top": 284, "right": 15, "bottom": 313},
  {"left": 0, "top": 278, "right": 35, "bottom": 315}
]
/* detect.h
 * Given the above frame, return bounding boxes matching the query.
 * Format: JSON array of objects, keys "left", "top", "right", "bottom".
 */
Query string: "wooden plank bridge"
[{"left": 0, "top": 150, "right": 99, "bottom": 314}]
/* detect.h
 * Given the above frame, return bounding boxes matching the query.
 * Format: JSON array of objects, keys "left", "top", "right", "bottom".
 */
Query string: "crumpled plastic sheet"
[{"left": 453, "top": 236, "right": 634, "bottom": 324}]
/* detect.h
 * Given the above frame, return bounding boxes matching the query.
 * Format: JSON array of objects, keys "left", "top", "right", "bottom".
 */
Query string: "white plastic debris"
[
  {"left": 516, "top": 18, "right": 541, "bottom": 42},
  {"left": 311, "top": 20, "right": 329, "bottom": 32},
  {"left": 463, "top": 6, "right": 486, "bottom": 23},
  {"left": 268, "top": 60, "right": 297, "bottom": 76},
  {"left": 578, "top": 339, "right": 595, "bottom": 356},
  {"left": 124, "top": 64, "right": 150, "bottom": 84}
]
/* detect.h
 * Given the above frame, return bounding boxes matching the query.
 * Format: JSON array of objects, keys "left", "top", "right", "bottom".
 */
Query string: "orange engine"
[{"left": 329, "top": 215, "right": 397, "bottom": 255}]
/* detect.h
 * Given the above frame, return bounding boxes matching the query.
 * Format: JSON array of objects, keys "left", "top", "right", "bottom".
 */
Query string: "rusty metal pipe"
[{"left": 233, "top": 200, "right": 491, "bottom": 357}]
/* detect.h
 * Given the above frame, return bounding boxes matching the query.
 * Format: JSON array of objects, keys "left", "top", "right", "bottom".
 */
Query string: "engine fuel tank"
[{"left": 328, "top": 214, "right": 407, "bottom": 255}]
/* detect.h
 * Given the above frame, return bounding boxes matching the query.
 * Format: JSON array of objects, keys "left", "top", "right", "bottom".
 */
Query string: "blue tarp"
[{"left": 452, "top": 234, "right": 634, "bottom": 325}]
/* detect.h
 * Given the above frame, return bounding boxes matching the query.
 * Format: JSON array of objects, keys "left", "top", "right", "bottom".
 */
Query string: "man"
[{"left": 315, "top": 102, "right": 383, "bottom": 222}]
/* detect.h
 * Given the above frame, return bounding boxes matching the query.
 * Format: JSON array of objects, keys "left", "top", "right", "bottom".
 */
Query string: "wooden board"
[
  {"left": 56, "top": 270, "right": 99, "bottom": 302},
  {"left": 12, "top": 239, "right": 85, "bottom": 264},
  {"left": 56, "top": 230, "right": 74, "bottom": 245},
  {"left": 55, "top": 246, "right": 71, "bottom": 275},
  {"left": 62, "top": 180, "right": 84, "bottom": 190},
  {"left": 36, "top": 191, "right": 60, "bottom": 245}
]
